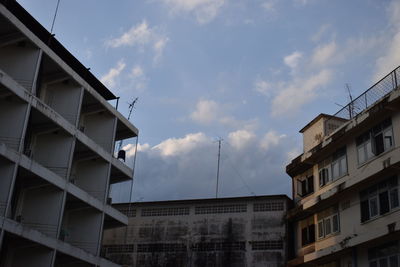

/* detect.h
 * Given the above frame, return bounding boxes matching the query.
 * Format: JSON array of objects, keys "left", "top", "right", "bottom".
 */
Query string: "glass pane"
[
  {"left": 318, "top": 221, "right": 324, "bottom": 238},
  {"left": 384, "top": 128, "right": 393, "bottom": 151},
  {"left": 332, "top": 214, "right": 339, "bottom": 232},
  {"left": 390, "top": 188, "right": 399, "bottom": 209},
  {"left": 390, "top": 255, "right": 398, "bottom": 267},
  {"left": 366, "top": 141, "right": 374, "bottom": 159},
  {"left": 380, "top": 258, "right": 388, "bottom": 267},
  {"left": 340, "top": 156, "right": 347, "bottom": 176},
  {"left": 325, "top": 218, "right": 331, "bottom": 235},
  {"left": 369, "top": 197, "right": 378, "bottom": 217},
  {"left": 332, "top": 161, "right": 339, "bottom": 179},
  {"left": 358, "top": 145, "right": 366, "bottom": 164}
]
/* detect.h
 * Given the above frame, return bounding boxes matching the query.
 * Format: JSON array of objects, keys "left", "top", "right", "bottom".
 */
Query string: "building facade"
[
  {"left": 0, "top": 1, "right": 138, "bottom": 266},
  {"left": 102, "top": 195, "right": 291, "bottom": 267},
  {"left": 286, "top": 67, "right": 400, "bottom": 266}
]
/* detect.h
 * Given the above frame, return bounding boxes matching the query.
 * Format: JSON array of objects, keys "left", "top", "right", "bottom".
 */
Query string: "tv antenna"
[
  {"left": 215, "top": 138, "right": 223, "bottom": 198},
  {"left": 345, "top": 84, "right": 354, "bottom": 118},
  {"left": 117, "top": 97, "right": 139, "bottom": 153}
]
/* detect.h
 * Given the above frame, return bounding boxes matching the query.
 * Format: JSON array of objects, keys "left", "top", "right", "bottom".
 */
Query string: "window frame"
[
  {"left": 360, "top": 176, "right": 400, "bottom": 223},
  {"left": 297, "top": 175, "right": 314, "bottom": 197},
  {"left": 318, "top": 147, "right": 348, "bottom": 188},
  {"left": 317, "top": 212, "right": 340, "bottom": 240},
  {"left": 357, "top": 118, "right": 394, "bottom": 165}
]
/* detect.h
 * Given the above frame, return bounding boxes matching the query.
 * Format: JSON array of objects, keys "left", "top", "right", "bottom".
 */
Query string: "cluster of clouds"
[
  {"left": 254, "top": 0, "right": 400, "bottom": 117},
  {"left": 111, "top": 129, "right": 294, "bottom": 202}
]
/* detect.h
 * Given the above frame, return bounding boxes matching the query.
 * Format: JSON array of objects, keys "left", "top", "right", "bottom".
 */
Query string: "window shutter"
[
  {"left": 379, "top": 191, "right": 390, "bottom": 215},
  {"left": 301, "top": 227, "right": 307, "bottom": 246},
  {"left": 307, "top": 176, "right": 314, "bottom": 194},
  {"left": 360, "top": 199, "right": 370, "bottom": 222},
  {"left": 309, "top": 224, "right": 315, "bottom": 243}
]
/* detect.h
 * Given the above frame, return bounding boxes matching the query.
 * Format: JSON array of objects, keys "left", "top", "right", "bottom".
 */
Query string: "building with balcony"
[
  {"left": 286, "top": 67, "right": 400, "bottom": 266},
  {"left": 102, "top": 195, "right": 291, "bottom": 267},
  {"left": 0, "top": 0, "right": 138, "bottom": 266}
]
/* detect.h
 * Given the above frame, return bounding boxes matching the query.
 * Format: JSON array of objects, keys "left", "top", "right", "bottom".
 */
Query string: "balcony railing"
[{"left": 329, "top": 66, "right": 400, "bottom": 121}]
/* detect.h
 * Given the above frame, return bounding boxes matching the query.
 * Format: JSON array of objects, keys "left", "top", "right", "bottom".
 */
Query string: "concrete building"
[
  {"left": 0, "top": 0, "right": 138, "bottom": 266},
  {"left": 102, "top": 195, "right": 291, "bottom": 267},
  {"left": 286, "top": 66, "right": 400, "bottom": 266}
]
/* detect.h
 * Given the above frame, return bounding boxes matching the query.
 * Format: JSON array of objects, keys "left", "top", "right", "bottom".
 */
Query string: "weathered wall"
[{"left": 103, "top": 196, "right": 289, "bottom": 267}]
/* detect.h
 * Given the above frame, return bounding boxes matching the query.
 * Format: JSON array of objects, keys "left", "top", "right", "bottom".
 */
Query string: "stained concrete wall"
[
  {"left": 103, "top": 196, "right": 289, "bottom": 267},
  {"left": 0, "top": 97, "right": 28, "bottom": 151},
  {"left": 40, "top": 81, "right": 83, "bottom": 126},
  {"left": 0, "top": 43, "right": 40, "bottom": 92}
]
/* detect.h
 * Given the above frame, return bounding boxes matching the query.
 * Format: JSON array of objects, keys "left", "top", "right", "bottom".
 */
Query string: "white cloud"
[
  {"left": 373, "top": 0, "right": 400, "bottom": 81},
  {"left": 311, "top": 42, "right": 337, "bottom": 66},
  {"left": 110, "top": 131, "right": 295, "bottom": 202},
  {"left": 160, "top": 0, "right": 225, "bottom": 24},
  {"left": 228, "top": 130, "right": 256, "bottom": 150},
  {"left": 260, "top": 131, "right": 286, "bottom": 150},
  {"left": 271, "top": 69, "right": 333, "bottom": 117},
  {"left": 190, "top": 99, "right": 219, "bottom": 124},
  {"left": 100, "top": 60, "right": 126, "bottom": 88},
  {"left": 107, "top": 20, "right": 169, "bottom": 61},
  {"left": 107, "top": 21, "right": 152, "bottom": 48},
  {"left": 311, "top": 24, "right": 331, "bottom": 42},
  {"left": 254, "top": 80, "right": 272, "bottom": 96},
  {"left": 284, "top": 51, "right": 303, "bottom": 69},
  {"left": 261, "top": 0, "right": 276, "bottom": 12},
  {"left": 153, "top": 132, "right": 210, "bottom": 156},
  {"left": 131, "top": 65, "right": 144, "bottom": 78}
]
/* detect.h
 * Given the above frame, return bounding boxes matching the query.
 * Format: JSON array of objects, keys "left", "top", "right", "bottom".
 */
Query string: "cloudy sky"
[{"left": 18, "top": 0, "right": 400, "bottom": 202}]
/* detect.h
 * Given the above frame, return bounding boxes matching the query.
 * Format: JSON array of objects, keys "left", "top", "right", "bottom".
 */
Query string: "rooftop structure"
[
  {"left": 0, "top": 0, "right": 138, "bottom": 266},
  {"left": 102, "top": 195, "right": 291, "bottom": 267},
  {"left": 286, "top": 66, "right": 400, "bottom": 266}
]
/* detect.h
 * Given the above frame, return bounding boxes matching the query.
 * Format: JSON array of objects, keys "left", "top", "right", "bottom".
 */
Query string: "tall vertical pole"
[{"left": 215, "top": 138, "right": 222, "bottom": 198}]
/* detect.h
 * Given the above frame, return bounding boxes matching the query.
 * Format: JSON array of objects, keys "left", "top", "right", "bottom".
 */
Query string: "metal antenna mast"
[
  {"left": 345, "top": 84, "right": 354, "bottom": 118},
  {"left": 117, "top": 97, "right": 138, "bottom": 151},
  {"left": 215, "top": 138, "right": 223, "bottom": 198}
]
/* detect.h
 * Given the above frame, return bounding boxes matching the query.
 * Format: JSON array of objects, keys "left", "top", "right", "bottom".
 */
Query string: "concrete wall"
[
  {"left": 103, "top": 197, "right": 289, "bottom": 267},
  {"left": 71, "top": 159, "right": 110, "bottom": 201},
  {"left": 31, "top": 131, "right": 74, "bottom": 179},
  {"left": 40, "top": 81, "right": 83, "bottom": 126},
  {"left": 0, "top": 97, "right": 28, "bottom": 151},
  {"left": 0, "top": 158, "right": 15, "bottom": 216},
  {"left": 290, "top": 90, "right": 400, "bottom": 265},
  {"left": 17, "top": 185, "right": 64, "bottom": 238},
  {"left": 0, "top": 43, "right": 40, "bottom": 92}
]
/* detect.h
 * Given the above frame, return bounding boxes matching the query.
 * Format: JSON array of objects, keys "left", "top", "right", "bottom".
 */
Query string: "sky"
[{"left": 17, "top": 0, "right": 400, "bottom": 202}]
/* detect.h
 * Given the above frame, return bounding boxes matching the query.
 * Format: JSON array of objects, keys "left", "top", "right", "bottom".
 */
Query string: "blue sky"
[{"left": 18, "top": 0, "right": 400, "bottom": 201}]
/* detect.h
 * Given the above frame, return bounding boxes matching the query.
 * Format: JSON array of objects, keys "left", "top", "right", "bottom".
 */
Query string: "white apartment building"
[
  {"left": 286, "top": 67, "right": 400, "bottom": 266},
  {"left": 0, "top": 1, "right": 138, "bottom": 266},
  {"left": 102, "top": 196, "right": 291, "bottom": 267}
]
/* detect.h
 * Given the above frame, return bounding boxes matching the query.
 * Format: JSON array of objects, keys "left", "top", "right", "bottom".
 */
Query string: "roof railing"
[{"left": 327, "top": 65, "right": 400, "bottom": 123}]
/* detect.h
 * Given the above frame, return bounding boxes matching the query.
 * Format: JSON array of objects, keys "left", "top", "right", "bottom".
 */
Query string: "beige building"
[
  {"left": 286, "top": 67, "right": 400, "bottom": 266},
  {"left": 0, "top": 0, "right": 138, "bottom": 266},
  {"left": 102, "top": 195, "right": 291, "bottom": 267}
]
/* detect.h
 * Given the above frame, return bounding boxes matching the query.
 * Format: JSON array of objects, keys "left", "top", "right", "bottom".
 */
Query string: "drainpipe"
[{"left": 352, "top": 247, "right": 358, "bottom": 267}]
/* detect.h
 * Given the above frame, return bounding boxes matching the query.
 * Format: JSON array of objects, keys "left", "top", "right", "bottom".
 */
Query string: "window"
[
  {"left": 317, "top": 206, "right": 340, "bottom": 239},
  {"left": 300, "top": 217, "right": 315, "bottom": 246},
  {"left": 357, "top": 118, "right": 394, "bottom": 165},
  {"left": 251, "top": 240, "right": 283, "bottom": 250},
  {"left": 368, "top": 241, "right": 399, "bottom": 267},
  {"left": 297, "top": 176, "right": 314, "bottom": 197},
  {"left": 319, "top": 147, "right": 347, "bottom": 187},
  {"left": 253, "top": 201, "right": 284, "bottom": 212},
  {"left": 194, "top": 204, "right": 247, "bottom": 214},
  {"left": 141, "top": 207, "right": 190, "bottom": 217},
  {"left": 360, "top": 176, "right": 399, "bottom": 223}
]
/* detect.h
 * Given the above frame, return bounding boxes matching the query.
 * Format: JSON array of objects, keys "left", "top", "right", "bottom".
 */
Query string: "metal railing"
[{"left": 330, "top": 66, "right": 399, "bottom": 121}]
